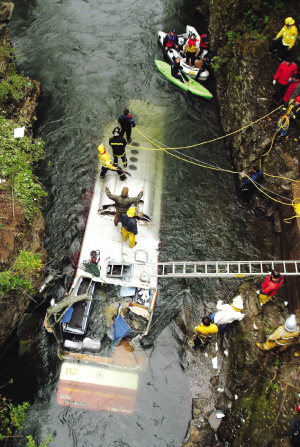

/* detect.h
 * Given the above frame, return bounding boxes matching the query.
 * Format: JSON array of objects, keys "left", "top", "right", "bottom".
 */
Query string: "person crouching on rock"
[
  {"left": 257, "top": 269, "right": 284, "bottom": 305},
  {"left": 256, "top": 314, "right": 299, "bottom": 351},
  {"left": 192, "top": 316, "right": 218, "bottom": 349},
  {"left": 120, "top": 207, "right": 138, "bottom": 249},
  {"left": 208, "top": 295, "right": 245, "bottom": 334}
]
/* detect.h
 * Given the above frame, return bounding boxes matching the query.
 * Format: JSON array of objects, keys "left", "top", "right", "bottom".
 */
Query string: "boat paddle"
[{"left": 180, "top": 72, "right": 192, "bottom": 91}]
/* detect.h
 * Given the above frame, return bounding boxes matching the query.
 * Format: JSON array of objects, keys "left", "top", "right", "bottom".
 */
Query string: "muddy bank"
[{"left": 0, "top": 3, "right": 46, "bottom": 346}]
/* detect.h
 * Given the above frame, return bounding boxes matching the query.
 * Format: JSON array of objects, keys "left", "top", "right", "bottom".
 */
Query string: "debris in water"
[
  {"left": 215, "top": 342, "right": 218, "bottom": 351},
  {"left": 204, "top": 352, "right": 208, "bottom": 357},
  {"left": 235, "top": 394, "right": 238, "bottom": 400},
  {"left": 212, "top": 357, "right": 218, "bottom": 369},
  {"left": 214, "top": 410, "right": 225, "bottom": 419},
  {"left": 14, "top": 126, "right": 25, "bottom": 138},
  {"left": 253, "top": 323, "right": 258, "bottom": 329},
  {"left": 224, "top": 350, "right": 228, "bottom": 356},
  {"left": 217, "top": 387, "right": 224, "bottom": 392},
  {"left": 284, "top": 301, "right": 288, "bottom": 306}
]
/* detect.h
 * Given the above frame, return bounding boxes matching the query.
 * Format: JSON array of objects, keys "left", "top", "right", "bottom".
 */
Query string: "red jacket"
[
  {"left": 261, "top": 275, "right": 284, "bottom": 296},
  {"left": 274, "top": 62, "right": 297, "bottom": 86},
  {"left": 283, "top": 80, "right": 300, "bottom": 102}
]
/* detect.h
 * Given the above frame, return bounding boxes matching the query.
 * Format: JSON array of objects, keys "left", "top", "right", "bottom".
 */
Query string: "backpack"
[{"left": 291, "top": 420, "right": 300, "bottom": 446}]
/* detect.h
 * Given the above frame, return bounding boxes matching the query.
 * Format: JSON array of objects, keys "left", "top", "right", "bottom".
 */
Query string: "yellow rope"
[
  {"left": 135, "top": 126, "right": 295, "bottom": 208},
  {"left": 260, "top": 115, "right": 290, "bottom": 158},
  {"left": 129, "top": 105, "right": 283, "bottom": 151},
  {"left": 283, "top": 198, "right": 300, "bottom": 223}
]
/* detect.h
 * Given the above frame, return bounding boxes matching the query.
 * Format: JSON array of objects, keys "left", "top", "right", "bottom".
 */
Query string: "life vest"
[
  {"left": 166, "top": 32, "right": 177, "bottom": 48},
  {"left": 185, "top": 37, "right": 199, "bottom": 53},
  {"left": 200, "top": 34, "right": 210, "bottom": 48}
]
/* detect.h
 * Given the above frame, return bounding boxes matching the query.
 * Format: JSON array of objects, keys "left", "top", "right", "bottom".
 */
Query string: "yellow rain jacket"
[
  {"left": 194, "top": 323, "right": 218, "bottom": 343},
  {"left": 258, "top": 325, "right": 299, "bottom": 351},
  {"left": 98, "top": 151, "right": 115, "bottom": 170},
  {"left": 276, "top": 25, "right": 298, "bottom": 49}
]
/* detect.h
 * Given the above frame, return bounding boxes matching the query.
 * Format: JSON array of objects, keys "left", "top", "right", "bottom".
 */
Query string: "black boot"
[{"left": 119, "top": 174, "right": 126, "bottom": 181}]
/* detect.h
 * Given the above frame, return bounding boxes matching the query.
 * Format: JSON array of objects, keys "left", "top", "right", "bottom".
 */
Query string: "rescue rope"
[
  {"left": 129, "top": 105, "right": 283, "bottom": 151},
  {"left": 260, "top": 115, "right": 290, "bottom": 159},
  {"left": 80, "top": 261, "right": 100, "bottom": 277},
  {"left": 135, "top": 126, "right": 297, "bottom": 208}
]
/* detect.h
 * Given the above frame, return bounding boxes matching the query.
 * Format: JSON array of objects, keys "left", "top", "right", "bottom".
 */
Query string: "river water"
[{"left": 4, "top": 0, "right": 276, "bottom": 445}]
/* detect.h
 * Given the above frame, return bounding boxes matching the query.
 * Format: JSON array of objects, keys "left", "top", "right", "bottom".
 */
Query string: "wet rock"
[{"left": 0, "top": 3, "right": 14, "bottom": 23}]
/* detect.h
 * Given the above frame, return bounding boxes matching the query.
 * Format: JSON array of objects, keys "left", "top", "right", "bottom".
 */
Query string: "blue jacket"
[
  {"left": 120, "top": 213, "right": 138, "bottom": 235},
  {"left": 118, "top": 114, "right": 135, "bottom": 129},
  {"left": 243, "top": 169, "right": 263, "bottom": 185}
]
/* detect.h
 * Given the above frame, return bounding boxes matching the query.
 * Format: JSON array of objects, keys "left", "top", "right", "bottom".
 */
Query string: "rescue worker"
[
  {"left": 98, "top": 143, "right": 122, "bottom": 180},
  {"left": 257, "top": 269, "right": 284, "bottom": 305},
  {"left": 208, "top": 295, "right": 245, "bottom": 334},
  {"left": 199, "top": 33, "right": 210, "bottom": 54},
  {"left": 104, "top": 184, "right": 144, "bottom": 226},
  {"left": 120, "top": 207, "right": 138, "bottom": 248},
  {"left": 192, "top": 316, "right": 218, "bottom": 349},
  {"left": 238, "top": 166, "right": 263, "bottom": 201},
  {"left": 272, "top": 17, "right": 298, "bottom": 61},
  {"left": 163, "top": 29, "right": 178, "bottom": 54},
  {"left": 283, "top": 73, "right": 300, "bottom": 103},
  {"left": 276, "top": 96, "right": 300, "bottom": 137},
  {"left": 171, "top": 57, "right": 192, "bottom": 84},
  {"left": 118, "top": 109, "right": 135, "bottom": 143},
  {"left": 184, "top": 33, "right": 199, "bottom": 67},
  {"left": 195, "top": 51, "right": 216, "bottom": 81},
  {"left": 273, "top": 58, "right": 298, "bottom": 104},
  {"left": 109, "top": 127, "right": 128, "bottom": 181},
  {"left": 256, "top": 314, "right": 299, "bottom": 351}
]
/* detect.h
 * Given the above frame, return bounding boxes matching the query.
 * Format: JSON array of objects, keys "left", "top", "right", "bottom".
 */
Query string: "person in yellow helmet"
[
  {"left": 98, "top": 143, "right": 122, "bottom": 180},
  {"left": 272, "top": 17, "right": 298, "bottom": 61},
  {"left": 120, "top": 207, "right": 138, "bottom": 248},
  {"left": 192, "top": 316, "right": 218, "bottom": 349},
  {"left": 256, "top": 314, "right": 299, "bottom": 351}
]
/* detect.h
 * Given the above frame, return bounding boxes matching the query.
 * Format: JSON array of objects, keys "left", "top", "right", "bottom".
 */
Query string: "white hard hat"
[
  {"left": 232, "top": 295, "right": 243, "bottom": 310},
  {"left": 284, "top": 314, "right": 297, "bottom": 332}
]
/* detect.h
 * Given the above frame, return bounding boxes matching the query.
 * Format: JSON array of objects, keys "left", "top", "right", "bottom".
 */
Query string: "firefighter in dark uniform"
[{"left": 109, "top": 127, "right": 128, "bottom": 181}]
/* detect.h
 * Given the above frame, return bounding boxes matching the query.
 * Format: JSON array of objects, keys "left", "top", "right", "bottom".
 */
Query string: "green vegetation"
[
  {"left": 0, "top": 250, "right": 43, "bottom": 299},
  {"left": 0, "top": 115, "right": 47, "bottom": 220},
  {"left": 0, "top": 75, "right": 32, "bottom": 103},
  {"left": 0, "top": 392, "right": 53, "bottom": 446}
]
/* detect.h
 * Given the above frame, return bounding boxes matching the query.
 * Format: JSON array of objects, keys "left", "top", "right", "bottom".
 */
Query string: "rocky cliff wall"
[
  {"left": 0, "top": 3, "right": 46, "bottom": 347},
  {"left": 180, "top": 0, "right": 300, "bottom": 445}
]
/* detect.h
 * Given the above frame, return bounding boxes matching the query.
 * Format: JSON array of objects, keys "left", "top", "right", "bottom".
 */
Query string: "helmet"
[
  {"left": 171, "top": 29, "right": 176, "bottom": 33},
  {"left": 284, "top": 314, "right": 297, "bottom": 332},
  {"left": 232, "top": 295, "right": 244, "bottom": 310},
  {"left": 295, "top": 96, "right": 300, "bottom": 102},
  {"left": 178, "top": 37, "right": 185, "bottom": 46},
  {"left": 112, "top": 126, "right": 121, "bottom": 136},
  {"left": 98, "top": 144, "right": 106, "bottom": 154},
  {"left": 285, "top": 17, "right": 295, "bottom": 26},
  {"left": 191, "top": 33, "right": 196, "bottom": 38},
  {"left": 127, "top": 207, "right": 136, "bottom": 217}
]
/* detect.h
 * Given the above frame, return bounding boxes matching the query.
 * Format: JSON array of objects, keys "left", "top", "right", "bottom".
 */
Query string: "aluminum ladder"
[{"left": 153, "top": 260, "right": 300, "bottom": 278}]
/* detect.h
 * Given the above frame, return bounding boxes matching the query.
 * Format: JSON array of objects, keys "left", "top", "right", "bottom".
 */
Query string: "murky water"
[{"left": 2, "top": 0, "right": 277, "bottom": 445}]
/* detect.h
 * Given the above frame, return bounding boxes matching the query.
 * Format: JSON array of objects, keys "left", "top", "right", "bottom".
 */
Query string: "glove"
[
  {"left": 293, "top": 115, "right": 296, "bottom": 119},
  {"left": 273, "top": 80, "right": 276, "bottom": 85}
]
